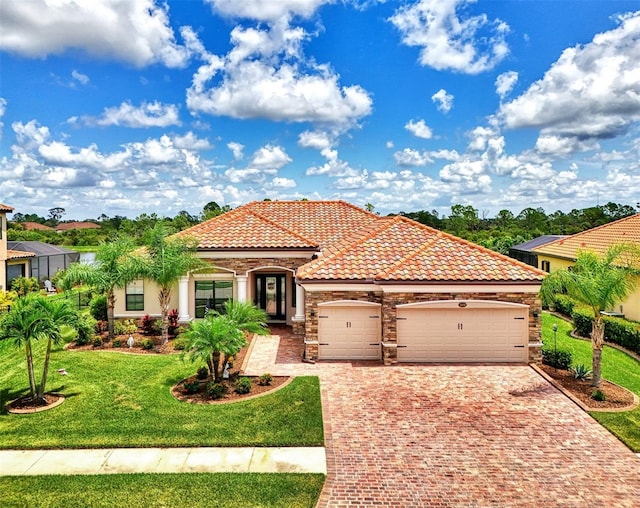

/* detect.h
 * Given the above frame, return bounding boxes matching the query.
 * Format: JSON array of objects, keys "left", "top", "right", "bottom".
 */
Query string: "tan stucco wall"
[
  {"left": 114, "top": 279, "right": 179, "bottom": 318},
  {"left": 538, "top": 253, "right": 640, "bottom": 322}
]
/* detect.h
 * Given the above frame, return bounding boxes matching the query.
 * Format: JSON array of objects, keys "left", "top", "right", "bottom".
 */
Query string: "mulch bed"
[
  {"left": 6, "top": 393, "right": 65, "bottom": 413},
  {"left": 65, "top": 332, "right": 181, "bottom": 354},
  {"left": 539, "top": 364, "right": 637, "bottom": 410},
  {"left": 171, "top": 375, "right": 291, "bottom": 404}
]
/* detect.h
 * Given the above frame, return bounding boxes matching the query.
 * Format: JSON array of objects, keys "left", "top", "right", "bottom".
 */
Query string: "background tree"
[
  {"left": 142, "top": 223, "right": 206, "bottom": 343},
  {"left": 47, "top": 207, "right": 66, "bottom": 224},
  {"left": 60, "top": 236, "right": 142, "bottom": 338},
  {"left": 541, "top": 244, "right": 640, "bottom": 387}
]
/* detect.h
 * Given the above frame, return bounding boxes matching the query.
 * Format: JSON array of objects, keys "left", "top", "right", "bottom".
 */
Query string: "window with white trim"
[
  {"left": 195, "top": 280, "right": 233, "bottom": 318},
  {"left": 125, "top": 280, "right": 144, "bottom": 311}
]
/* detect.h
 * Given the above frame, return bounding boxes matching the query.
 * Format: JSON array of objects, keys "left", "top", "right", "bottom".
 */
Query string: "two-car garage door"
[{"left": 396, "top": 301, "right": 529, "bottom": 363}]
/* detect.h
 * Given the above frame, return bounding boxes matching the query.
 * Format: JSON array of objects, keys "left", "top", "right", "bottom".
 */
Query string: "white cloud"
[
  {"left": 76, "top": 101, "right": 181, "bottom": 128},
  {"left": 0, "top": 98, "right": 6, "bottom": 140},
  {"left": 298, "top": 130, "right": 333, "bottom": 150},
  {"left": 0, "top": 0, "right": 190, "bottom": 68},
  {"left": 206, "top": 0, "right": 333, "bottom": 22},
  {"left": 269, "top": 177, "right": 297, "bottom": 188},
  {"left": 71, "top": 70, "right": 90, "bottom": 86},
  {"left": 431, "top": 89, "right": 454, "bottom": 113},
  {"left": 389, "top": 0, "right": 510, "bottom": 74},
  {"left": 306, "top": 147, "right": 359, "bottom": 176},
  {"left": 394, "top": 148, "right": 432, "bottom": 167},
  {"left": 249, "top": 144, "right": 292, "bottom": 170},
  {"left": 495, "top": 70, "right": 518, "bottom": 99},
  {"left": 172, "top": 132, "right": 212, "bottom": 151},
  {"left": 500, "top": 11, "right": 640, "bottom": 142},
  {"left": 535, "top": 135, "right": 598, "bottom": 156},
  {"left": 405, "top": 119, "right": 433, "bottom": 139},
  {"left": 227, "top": 141, "right": 245, "bottom": 160}
]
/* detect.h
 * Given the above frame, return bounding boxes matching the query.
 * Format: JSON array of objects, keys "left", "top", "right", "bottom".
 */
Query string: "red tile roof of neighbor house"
[
  {"left": 7, "top": 249, "right": 36, "bottom": 260},
  {"left": 0, "top": 204, "right": 14, "bottom": 213},
  {"left": 21, "top": 221, "right": 56, "bottom": 231},
  {"left": 177, "top": 200, "right": 380, "bottom": 249},
  {"left": 297, "top": 215, "right": 546, "bottom": 282},
  {"left": 55, "top": 221, "right": 101, "bottom": 231},
  {"left": 533, "top": 213, "right": 640, "bottom": 260}
]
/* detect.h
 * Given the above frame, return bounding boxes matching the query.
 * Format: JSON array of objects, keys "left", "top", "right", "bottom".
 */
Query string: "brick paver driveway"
[{"left": 245, "top": 334, "right": 640, "bottom": 507}]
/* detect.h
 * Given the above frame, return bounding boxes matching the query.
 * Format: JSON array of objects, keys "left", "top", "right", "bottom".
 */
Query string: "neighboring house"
[
  {"left": 509, "top": 235, "right": 567, "bottom": 268},
  {"left": 55, "top": 221, "right": 101, "bottom": 232},
  {"left": 1, "top": 204, "right": 81, "bottom": 290},
  {"left": 114, "top": 201, "right": 545, "bottom": 364},
  {"left": 533, "top": 213, "right": 640, "bottom": 321},
  {"left": 20, "top": 221, "right": 55, "bottom": 231}
]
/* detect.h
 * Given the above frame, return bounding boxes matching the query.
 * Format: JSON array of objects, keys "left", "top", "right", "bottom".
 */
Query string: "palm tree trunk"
[
  {"left": 106, "top": 289, "right": 116, "bottom": 339},
  {"left": 211, "top": 351, "right": 221, "bottom": 382},
  {"left": 37, "top": 338, "right": 53, "bottom": 400},
  {"left": 591, "top": 316, "right": 605, "bottom": 388},
  {"left": 159, "top": 287, "right": 171, "bottom": 344},
  {"left": 24, "top": 340, "right": 37, "bottom": 401}
]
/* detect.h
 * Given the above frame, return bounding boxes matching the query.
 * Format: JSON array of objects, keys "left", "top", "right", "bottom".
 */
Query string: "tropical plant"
[
  {"left": 541, "top": 244, "right": 640, "bottom": 387},
  {"left": 214, "top": 300, "right": 269, "bottom": 335},
  {"left": 0, "top": 293, "right": 79, "bottom": 403},
  {"left": 181, "top": 315, "right": 247, "bottom": 382},
  {"left": 59, "top": 236, "right": 143, "bottom": 338},
  {"left": 141, "top": 223, "right": 206, "bottom": 343},
  {"left": 10, "top": 276, "right": 39, "bottom": 296}
]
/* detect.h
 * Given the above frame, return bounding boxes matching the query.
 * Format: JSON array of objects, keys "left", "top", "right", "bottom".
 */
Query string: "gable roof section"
[
  {"left": 298, "top": 216, "right": 546, "bottom": 282},
  {"left": 21, "top": 221, "right": 56, "bottom": 231},
  {"left": 56, "top": 221, "right": 101, "bottom": 231},
  {"left": 7, "top": 249, "right": 35, "bottom": 260},
  {"left": 533, "top": 213, "right": 640, "bottom": 260},
  {"left": 177, "top": 200, "right": 379, "bottom": 250},
  {"left": 0, "top": 204, "right": 14, "bottom": 213}
]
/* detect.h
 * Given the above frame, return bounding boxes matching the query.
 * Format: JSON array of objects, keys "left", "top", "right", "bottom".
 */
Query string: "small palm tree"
[
  {"left": 541, "top": 244, "right": 640, "bottom": 387},
  {"left": 0, "top": 294, "right": 79, "bottom": 403},
  {"left": 60, "top": 236, "right": 142, "bottom": 339},
  {"left": 181, "top": 315, "right": 246, "bottom": 382},
  {"left": 216, "top": 300, "right": 268, "bottom": 335},
  {"left": 142, "top": 223, "right": 206, "bottom": 344}
]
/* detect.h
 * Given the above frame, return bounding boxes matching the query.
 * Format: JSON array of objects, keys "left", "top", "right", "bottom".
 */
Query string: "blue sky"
[{"left": 1, "top": 0, "right": 639, "bottom": 220}]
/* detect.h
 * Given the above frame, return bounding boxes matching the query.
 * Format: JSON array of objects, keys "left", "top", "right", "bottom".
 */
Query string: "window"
[
  {"left": 541, "top": 260, "right": 550, "bottom": 272},
  {"left": 195, "top": 280, "right": 233, "bottom": 318},
  {"left": 0, "top": 216, "right": 3, "bottom": 239},
  {"left": 125, "top": 280, "right": 144, "bottom": 311}
]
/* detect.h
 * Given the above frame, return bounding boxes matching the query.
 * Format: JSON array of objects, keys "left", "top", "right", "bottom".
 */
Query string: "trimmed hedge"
[{"left": 551, "top": 294, "right": 640, "bottom": 355}]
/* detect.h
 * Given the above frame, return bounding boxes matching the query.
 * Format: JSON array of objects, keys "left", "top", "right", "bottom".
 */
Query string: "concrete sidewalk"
[{"left": 0, "top": 447, "right": 326, "bottom": 476}]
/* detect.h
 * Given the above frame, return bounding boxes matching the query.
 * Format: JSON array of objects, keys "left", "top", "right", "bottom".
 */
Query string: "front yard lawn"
[
  {"left": 0, "top": 338, "right": 323, "bottom": 449},
  {"left": 542, "top": 312, "right": 640, "bottom": 452},
  {"left": 0, "top": 473, "right": 324, "bottom": 508}
]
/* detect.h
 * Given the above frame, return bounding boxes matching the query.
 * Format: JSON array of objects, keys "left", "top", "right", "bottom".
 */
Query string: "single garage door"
[
  {"left": 317, "top": 301, "right": 381, "bottom": 360},
  {"left": 397, "top": 301, "right": 528, "bottom": 363}
]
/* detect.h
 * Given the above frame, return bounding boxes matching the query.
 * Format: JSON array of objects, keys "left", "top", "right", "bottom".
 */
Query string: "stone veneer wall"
[
  {"left": 303, "top": 289, "right": 542, "bottom": 364},
  {"left": 206, "top": 257, "right": 308, "bottom": 274}
]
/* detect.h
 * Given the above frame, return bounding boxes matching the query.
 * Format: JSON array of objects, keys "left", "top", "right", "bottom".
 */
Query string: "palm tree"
[
  {"left": 0, "top": 294, "right": 79, "bottom": 403},
  {"left": 181, "top": 315, "right": 246, "bottom": 382},
  {"left": 60, "top": 236, "right": 142, "bottom": 338},
  {"left": 215, "top": 300, "right": 268, "bottom": 335},
  {"left": 142, "top": 223, "right": 206, "bottom": 344},
  {"left": 541, "top": 244, "right": 640, "bottom": 387}
]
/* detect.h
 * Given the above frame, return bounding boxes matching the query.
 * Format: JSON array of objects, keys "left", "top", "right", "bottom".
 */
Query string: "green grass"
[
  {"left": 0, "top": 339, "right": 323, "bottom": 449},
  {"left": 542, "top": 312, "right": 640, "bottom": 452},
  {"left": 0, "top": 473, "right": 325, "bottom": 508},
  {"left": 66, "top": 246, "right": 99, "bottom": 253}
]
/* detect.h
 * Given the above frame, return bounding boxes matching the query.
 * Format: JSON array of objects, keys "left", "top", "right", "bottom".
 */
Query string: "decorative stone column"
[
  {"left": 236, "top": 275, "right": 248, "bottom": 303},
  {"left": 292, "top": 283, "right": 306, "bottom": 335},
  {"left": 177, "top": 275, "right": 190, "bottom": 323}
]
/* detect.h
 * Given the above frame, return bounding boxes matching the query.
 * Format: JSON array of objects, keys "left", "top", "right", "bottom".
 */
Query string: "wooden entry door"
[{"left": 255, "top": 274, "right": 286, "bottom": 321}]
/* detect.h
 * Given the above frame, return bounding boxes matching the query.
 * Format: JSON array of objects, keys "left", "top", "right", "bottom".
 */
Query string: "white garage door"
[
  {"left": 397, "top": 301, "right": 528, "bottom": 363},
  {"left": 317, "top": 302, "right": 381, "bottom": 360}
]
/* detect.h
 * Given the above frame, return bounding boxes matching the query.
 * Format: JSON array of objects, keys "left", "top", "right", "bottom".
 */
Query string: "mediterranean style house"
[
  {"left": 533, "top": 213, "right": 640, "bottom": 322},
  {"left": 114, "top": 200, "right": 545, "bottom": 365},
  {"left": 0, "top": 204, "right": 35, "bottom": 291}
]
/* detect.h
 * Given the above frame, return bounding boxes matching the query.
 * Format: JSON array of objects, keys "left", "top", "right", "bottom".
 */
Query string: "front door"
[{"left": 255, "top": 274, "right": 286, "bottom": 321}]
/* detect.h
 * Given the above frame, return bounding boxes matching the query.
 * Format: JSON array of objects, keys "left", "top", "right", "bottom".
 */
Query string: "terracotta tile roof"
[
  {"left": 55, "top": 221, "right": 101, "bottom": 231},
  {"left": 298, "top": 216, "right": 546, "bottom": 282},
  {"left": 0, "top": 204, "right": 14, "bottom": 213},
  {"left": 21, "top": 221, "right": 55, "bottom": 231},
  {"left": 176, "top": 200, "right": 379, "bottom": 249},
  {"left": 533, "top": 213, "right": 640, "bottom": 260},
  {"left": 7, "top": 249, "right": 36, "bottom": 260}
]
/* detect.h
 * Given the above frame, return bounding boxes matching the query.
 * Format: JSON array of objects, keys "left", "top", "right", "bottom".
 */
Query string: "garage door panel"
[
  {"left": 318, "top": 305, "right": 381, "bottom": 360},
  {"left": 397, "top": 305, "right": 528, "bottom": 363}
]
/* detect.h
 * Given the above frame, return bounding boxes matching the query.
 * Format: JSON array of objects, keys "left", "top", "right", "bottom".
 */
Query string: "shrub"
[
  {"left": 112, "top": 338, "right": 123, "bottom": 348},
  {"left": 571, "top": 364, "right": 592, "bottom": 381},
  {"left": 75, "top": 314, "right": 97, "bottom": 345},
  {"left": 571, "top": 307, "right": 594, "bottom": 338},
  {"left": 141, "top": 314, "right": 159, "bottom": 335},
  {"left": 258, "top": 373, "right": 273, "bottom": 386},
  {"left": 183, "top": 380, "right": 201, "bottom": 395},
  {"left": 602, "top": 316, "right": 640, "bottom": 355},
  {"left": 234, "top": 377, "right": 252, "bottom": 394},
  {"left": 95, "top": 320, "right": 108, "bottom": 333},
  {"left": 92, "top": 336, "right": 103, "bottom": 348},
  {"left": 542, "top": 348, "right": 573, "bottom": 370},
  {"left": 172, "top": 337, "right": 189, "bottom": 350},
  {"left": 592, "top": 389, "right": 606, "bottom": 402},
  {"left": 89, "top": 295, "right": 108, "bottom": 321},
  {"left": 168, "top": 309, "right": 179, "bottom": 336},
  {"left": 11, "top": 276, "right": 39, "bottom": 296},
  {"left": 140, "top": 339, "right": 155, "bottom": 350},
  {"left": 551, "top": 294, "right": 575, "bottom": 316},
  {"left": 207, "top": 382, "right": 228, "bottom": 400},
  {"left": 114, "top": 319, "right": 137, "bottom": 335},
  {"left": 196, "top": 366, "right": 209, "bottom": 380}
]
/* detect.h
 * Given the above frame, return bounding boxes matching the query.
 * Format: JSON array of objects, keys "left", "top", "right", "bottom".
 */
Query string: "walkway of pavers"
[
  {"left": 243, "top": 333, "right": 640, "bottom": 508},
  {"left": 0, "top": 446, "right": 326, "bottom": 476}
]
